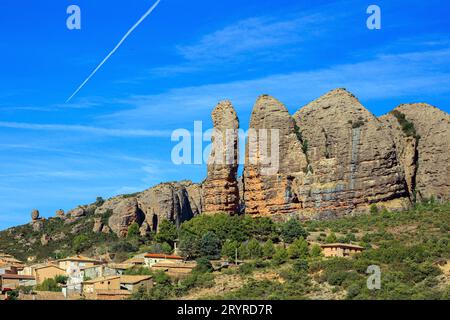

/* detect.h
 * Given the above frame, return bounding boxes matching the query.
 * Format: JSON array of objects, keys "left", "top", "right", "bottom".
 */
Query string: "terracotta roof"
[
  {"left": 144, "top": 253, "right": 183, "bottom": 260},
  {"left": 119, "top": 275, "right": 152, "bottom": 284},
  {"left": 82, "top": 275, "right": 120, "bottom": 284},
  {"left": 0, "top": 274, "right": 35, "bottom": 280},
  {"left": 320, "top": 243, "right": 364, "bottom": 249}
]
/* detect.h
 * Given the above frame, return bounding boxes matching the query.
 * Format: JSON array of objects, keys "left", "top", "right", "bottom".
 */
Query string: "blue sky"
[{"left": 0, "top": 0, "right": 449, "bottom": 230}]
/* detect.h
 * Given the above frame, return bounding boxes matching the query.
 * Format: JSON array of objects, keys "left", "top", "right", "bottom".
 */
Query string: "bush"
[
  {"left": 272, "top": 247, "right": 288, "bottom": 266},
  {"left": 287, "top": 238, "right": 309, "bottom": 259},
  {"left": 262, "top": 240, "right": 276, "bottom": 259},
  {"left": 247, "top": 239, "right": 263, "bottom": 259},
  {"left": 154, "top": 220, "right": 178, "bottom": 246},
  {"left": 280, "top": 219, "right": 309, "bottom": 243}
]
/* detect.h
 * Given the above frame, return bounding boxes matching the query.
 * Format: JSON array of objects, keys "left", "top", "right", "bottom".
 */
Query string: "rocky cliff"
[
  {"left": 203, "top": 100, "right": 240, "bottom": 215},
  {"left": 292, "top": 89, "right": 409, "bottom": 218},
  {"left": 243, "top": 95, "right": 308, "bottom": 217},
  {"left": 380, "top": 103, "right": 450, "bottom": 202},
  {"left": 3, "top": 89, "right": 449, "bottom": 240}
]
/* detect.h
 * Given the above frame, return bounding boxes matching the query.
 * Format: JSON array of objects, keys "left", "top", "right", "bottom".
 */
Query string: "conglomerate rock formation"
[
  {"left": 292, "top": 89, "right": 409, "bottom": 218},
  {"left": 380, "top": 103, "right": 450, "bottom": 201},
  {"left": 20, "top": 88, "right": 449, "bottom": 236},
  {"left": 203, "top": 100, "right": 240, "bottom": 215},
  {"left": 243, "top": 95, "right": 308, "bottom": 217}
]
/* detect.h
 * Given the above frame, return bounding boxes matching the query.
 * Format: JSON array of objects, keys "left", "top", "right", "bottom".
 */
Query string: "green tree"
[
  {"left": 154, "top": 220, "right": 178, "bottom": 246},
  {"left": 72, "top": 234, "right": 90, "bottom": 253},
  {"left": 247, "top": 239, "right": 263, "bottom": 259},
  {"left": 179, "top": 231, "right": 201, "bottom": 259},
  {"left": 200, "top": 231, "right": 221, "bottom": 259},
  {"left": 262, "top": 239, "right": 275, "bottom": 259},
  {"left": 310, "top": 244, "right": 322, "bottom": 257},
  {"left": 193, "top": 257, "right": 213, "bottom": 274},
  {"left": 287, "top": 238, "right": 309, "bottom": 259},
  {"left": 272, "top": 247, "right": 288, "bottom": 266},
  {"left": 325, "top": 232, "right": 338, "bottom": 243},
  {"left": 221, "top": 239, "right": 238, "bottom": 261},
  {"left": 293, "top": 259, "right": 309, "bottom": 272},
  {"left": 238, "top": 242, "right": 249, "bottom": 260},
  {"left": 127, "top": 222, "right": 140, "bottom": 239},
  {"left": 36, "top": 278, "right": 60, "bottom": 292},
  {"left": 281, "top": 219, "right": 309, "bottom": 243}
]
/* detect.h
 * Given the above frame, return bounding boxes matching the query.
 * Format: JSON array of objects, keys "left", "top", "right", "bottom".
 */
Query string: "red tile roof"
[{"left": 144, "top": 253, "right": 183, "bottom": 260}]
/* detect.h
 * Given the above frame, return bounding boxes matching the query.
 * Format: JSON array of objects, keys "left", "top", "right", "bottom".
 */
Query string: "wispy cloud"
[
  {"left": 177, "top": 15, "right": 324, "bottom": 61},
  {"left": 0, "top": 121, "right": 172, "bottom": 138},
  {"left": 103, "top": 47, "right": 450, "bottom": 126}
]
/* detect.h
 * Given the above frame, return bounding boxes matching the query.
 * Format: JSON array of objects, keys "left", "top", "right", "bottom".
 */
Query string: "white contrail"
[{"left": 66, "top": 0, "right": 162, "bottom": 103}]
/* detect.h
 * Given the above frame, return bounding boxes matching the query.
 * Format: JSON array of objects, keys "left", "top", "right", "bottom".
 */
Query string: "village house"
[
  {"left": 58, "top": 255, "right": 103, "bottom": 271},
  {"left": 119, "top": 275, "right": 153, "bottom": 292},
  {"left": 144, "top": 253, "right": 184, "bottom": 267},
  {"left": 82, "top": 275, "right": 121, "bottom": 294},
  {"left": 33, "top": 264, "right": 67, "bottom": 284},
  {"left": 320, "top": 243, "right": 365, "bottom": 257},
  {"left": 122, "top": 256, "right": 145, "bottom": 266},
  {"left": 82, "top": 274, "right": 154, "bottom": 299},
  {"left": 151, "top": 260, "right": 197, "bottom": 277},
  {"left": 0, "top": 274, "right": 36, "bottom": 291}
]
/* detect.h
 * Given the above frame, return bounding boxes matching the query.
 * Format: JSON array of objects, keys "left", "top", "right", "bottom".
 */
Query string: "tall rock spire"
[{"left": 203, "top": 100, "right": 240, "bottom": 215}]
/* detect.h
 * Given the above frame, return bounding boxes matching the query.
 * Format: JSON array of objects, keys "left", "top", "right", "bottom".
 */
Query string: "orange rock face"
[
  {"left": 203, "top": 100, "right": 240, "bottom": 214},
  {"left": 243, "top": 95, "right": 308, "bottom": 217}
]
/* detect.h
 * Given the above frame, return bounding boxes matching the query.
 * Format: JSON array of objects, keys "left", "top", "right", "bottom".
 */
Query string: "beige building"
[
  {"left": 152, "top": 260, "right": 197, "bottom": 277},
  {"left": 119, "top": 275, "right": 153, "bottom": 292},
  {"left": 58, "top": 255, "right": 103, "bottom": 271},
  {"left": 0, "top": 274, "right": 36, "bottom": 290},
  {"left": 82, "top": 275, "right": 121, "bottom": 294},
  {"left": 34, "top": 265, "right": 67, "bottom": 284},
  {"left": 144, "top": 253, "right": 183, "bottom": 267},
  {"left": 82, "top": 274, "right": 153, "bottom": 297},
  {"left": 320, "top": 243, "right": 364, "bottom": 257}
]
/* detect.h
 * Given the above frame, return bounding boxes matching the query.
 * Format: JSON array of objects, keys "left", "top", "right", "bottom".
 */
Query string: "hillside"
[{"left": 0, "top": 88, "right": 449, "bottom": 274}]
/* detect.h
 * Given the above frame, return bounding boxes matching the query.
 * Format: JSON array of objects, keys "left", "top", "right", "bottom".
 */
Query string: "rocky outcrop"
[
  {"left": 137, "top": 181, "right": 198, "bottom": 230},
  {"left": 68, "top": 207, "right": 86, "bottom": 218},
  {"left": 93, "top": 217, "right": 103, "bottom": 233},
  {"left": 380, "top": 103, "right": 450, "bottom": 201},
  {"left": 55, "top": 209, "right": 65, "bottom": 219},
  {"left": 203, "top": 101, "right": 240, "bottom": 215},
  {"left": 139, "top": 222, "right": 150, "bottom": 237},
  {"left": 95, "top": 197, "right": 144, "bottom": 238},
  {"left": 31, "top": 209, "right": 40, "bottom": 221},
  {"left": 32, "top": 220, "right": 44, "bottom": 232},
  {"left": 40, "top": 234, "right": 50, "bottom": 246},
  {"left": 244, "top": 95, "right": 309, "bottom": 216},
  {"left": 292, "top": 89, "right": 409, "bottom": 218}
]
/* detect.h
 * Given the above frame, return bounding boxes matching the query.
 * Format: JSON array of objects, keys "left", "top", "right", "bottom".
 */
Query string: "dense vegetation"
[{"left": 134, "top": 200, "right": 449, "bottom": 300}]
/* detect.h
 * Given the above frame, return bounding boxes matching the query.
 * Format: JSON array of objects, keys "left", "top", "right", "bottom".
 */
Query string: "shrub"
[
  {"left": 154, "top": 220, "right": 178, "bottom": 246},
  {"left": 247, "top": 239, "right": 263, "bottom": 259},
  {"left": 280, "top": 219, "right": 309, "bottom": 243},
  {"left": 287, "top": 238, "right": 309, "bottom": 259},
  {"left": 262, "top": 240, "right": 276, "bottom": 259},
  {"left": 272, "top": 247, "right": 288, "bottom": 266}
]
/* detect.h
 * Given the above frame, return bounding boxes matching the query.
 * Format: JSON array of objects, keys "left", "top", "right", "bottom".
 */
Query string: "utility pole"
[{"left": 235, "top": 247, "right": 238, "bottom": 266}]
